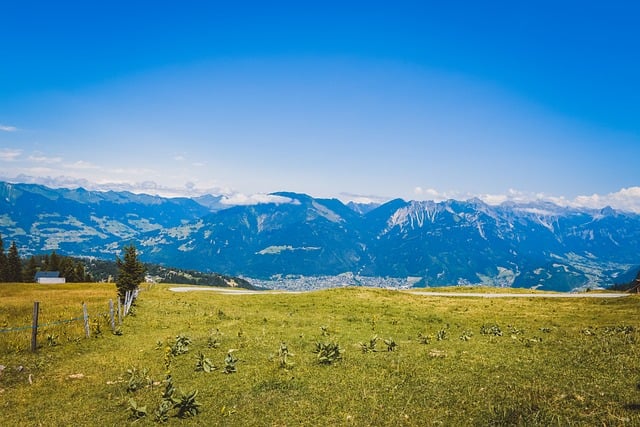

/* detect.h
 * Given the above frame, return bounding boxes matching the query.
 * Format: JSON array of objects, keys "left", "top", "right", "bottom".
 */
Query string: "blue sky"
[{"left": 1, "top": 1, "right": 639, "bottom": 210}]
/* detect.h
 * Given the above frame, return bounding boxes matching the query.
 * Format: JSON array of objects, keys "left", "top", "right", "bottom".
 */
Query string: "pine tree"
[
  {"left": 6, "top": 242, "right": 22, "bottom": 282},
  {"left": 49, "top": 250, "right": 60, "bottom": 272},
  {"left": 116, "top": 244, "right": 146, "bottom": 302},
  {"left": 74, "top": 261, "right": 87, "bottom": 282},
  {"left": 0, "top": 233, "right": 6, "bottom": 282},
  {"left": 24, "top": 256, "right": 38, "bottom": 283}
]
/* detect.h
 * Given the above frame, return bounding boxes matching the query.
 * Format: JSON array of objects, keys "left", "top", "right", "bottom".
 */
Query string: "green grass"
[{"left": 1, "top": 283, "right": 639, "bottom": 425}]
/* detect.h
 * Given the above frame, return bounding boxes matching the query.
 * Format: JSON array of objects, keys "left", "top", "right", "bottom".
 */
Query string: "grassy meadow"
[{"left": 1, "top": 283, "right": 639, "bottom": 426}]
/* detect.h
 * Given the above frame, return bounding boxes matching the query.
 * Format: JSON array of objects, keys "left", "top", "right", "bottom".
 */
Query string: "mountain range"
[{"left": 1, "top": 181, "right": 639, "bottom": 291}]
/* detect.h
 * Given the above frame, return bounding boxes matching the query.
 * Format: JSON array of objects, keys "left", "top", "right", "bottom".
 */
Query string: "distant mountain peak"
[{"left": 2, "top": 181, "right": 640, "bottom": 292}]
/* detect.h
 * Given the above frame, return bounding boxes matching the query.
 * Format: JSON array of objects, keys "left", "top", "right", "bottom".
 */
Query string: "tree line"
[{"left": 0, "top": 233, "right": 92, "bottom": 283}]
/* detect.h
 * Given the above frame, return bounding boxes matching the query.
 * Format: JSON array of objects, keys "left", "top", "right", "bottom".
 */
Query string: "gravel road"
[{"left": 169, "top": 287, "right": 630, "bottom": 298}]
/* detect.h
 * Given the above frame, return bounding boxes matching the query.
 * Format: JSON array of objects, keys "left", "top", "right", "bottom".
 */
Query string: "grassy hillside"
[{"left": 1, "top": 283, "right": 639, "bottom": 425}]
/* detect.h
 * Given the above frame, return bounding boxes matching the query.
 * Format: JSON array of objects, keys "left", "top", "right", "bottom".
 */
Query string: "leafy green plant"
[
  {"left": 127, "top": 398, "right": 147, "bottom": 420},
  {"left": 126, "top": 367, "right": 152, "bottom": 393},
  {"left": 174, "top": 389, "right": 201, "bottom": 418},
  {"left": 384, "top": 338, "right": 397, "bottom": 352},
  {"left": 223, "top": 350, "right": 239, "bottom": 374},
  {"left": 195, "top": 352, "right": 215, "bottom": 373},
  {"left": 508, "top": 325, "right": 524, "bottom": 338},
  {"left": 320, "top": 325, "right": 330, "bottom": 336},
  {"left": 436, "top": 328, "right": 448, "bottom": 341},
  {"left": 207, "top": 330, "right": 222, "bottom": 348},
  {"left": 154, "top": 399, "right": 172, "bottom": 423},
  {"left": 481, "top": 324, "right": 503, "bottom": 336},
  {"left": 91, "top": 318, "right": 102, "bottom": 337},
  {"left": 417, "top": 332, "right": 432, "bottom": 345},
  {"left": 360, "top": 335, "right": 379, "bottom": 353},
  {"left": 313, "top": 342, "right": 344, "bottom": 365},
  {"left": 161, "top": 375, "right": 178, "bottom": 404},
  {"left": 46, "top": 333, "right": 58, "bottom": 347},
  {"left": 171, "top": 334, "right": 192, "bottom": 356},
  {"left": 459, "top": 330, "right": 473, "bottom": 341},
  {"left": 277, "top": 342, "right": 295, "bottom": 369}
]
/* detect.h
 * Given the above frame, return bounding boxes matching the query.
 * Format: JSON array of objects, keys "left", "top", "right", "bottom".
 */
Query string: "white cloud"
[
  {"left": 413, "top": 187, "right": 456, "bottom": 202},
  {"left": 67, "top": 160, "right": 100, "bottom": 170},
  {"left": 0, "top": 125, "right": 18, "bottom": 132},
  {"left": 339, "top": 192, "right": 390, "bottom": 204},
  {"left": 413, "top": 185, "right": 640, "bottom": 213},
  {"left": 566, "top": 187, "right": 640, "bottom": 213},
  {"left": 221, "top": 192, "right": 295, "bottom": 206},
  {"left": 28, "top": 154, "right": 63, "bottom": 163},
  {"left": 0, "top": 148, "right": 22, "bottom": 161}
]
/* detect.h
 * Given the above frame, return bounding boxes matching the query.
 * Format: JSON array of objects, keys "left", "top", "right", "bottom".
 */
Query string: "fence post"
[
  {"left": 31, "top": 301, "right": 40, "bottom": 352},
  {"left": 117, "top": 298, "right": 122, "bottom": 325},
  {"left": 82, "top": 302, "right": 90, "bottom": 338},
  {"left": 109, "top": 299, "right": 115, "bottom": 333},
  {"left": 125, "top": 290, "right": 132, "bottom": 316}
]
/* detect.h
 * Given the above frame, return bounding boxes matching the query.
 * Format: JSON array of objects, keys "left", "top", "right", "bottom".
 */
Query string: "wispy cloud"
[
  {"left": 0, "top": 125, "right": 18, "bottom": 132},
  {"left": 560, "top": 187, "right": 640, "bottom": 213},
  {"left": 221, "top": 192, "right": 295, "bottom": 206},
  {"left": 66, "top": 160, "right": 100, "bottom": 170},
  {"left": 0, "top": 148, "right": 22, "bottom": 161},
  {"left": 339, "top": 192, "right": 391, "bottom": 204},
  {"left": 28, "top": 154, "right": 63, "bottom": 163},
  {"left": 413, "top": 187, "right": 458, "bottom": 202},
  {"left": 0, "top": 174, "right": 232, "bottom": 199},
  {"left": 413, "top": 186, "right": 640, "bottom": 213}
]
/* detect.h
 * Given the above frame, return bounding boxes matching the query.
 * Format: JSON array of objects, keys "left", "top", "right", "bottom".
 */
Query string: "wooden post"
[
  {"left": 109, "top": 299, "right": 115, "bottom": 332},
  {"left": 117, "top": 298, "right": 122, "bottom": 325},
  {"left": 125, "top": 290, "right": 132, "bottom": 316},
  {"left": 31, "top": 301, "right": 40, "bottom": 352},
  {"left": 124, "top": 291, "right": 129, "bottom": 316},
  {"left": 82, "top": 302, "right": 90, "bottom": 338}
]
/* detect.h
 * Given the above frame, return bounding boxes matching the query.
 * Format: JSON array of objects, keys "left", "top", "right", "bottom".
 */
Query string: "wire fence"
[{"left": 0, "top": 289, "right": 136, "bottom": 354}]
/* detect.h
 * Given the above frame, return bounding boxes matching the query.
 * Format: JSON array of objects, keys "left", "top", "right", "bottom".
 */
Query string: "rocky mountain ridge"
[{"left": 1, "top": 181, "right": 638, "bottom": 291}]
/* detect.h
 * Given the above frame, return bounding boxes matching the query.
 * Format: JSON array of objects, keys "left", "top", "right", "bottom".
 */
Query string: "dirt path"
[
  {"left": 169, "top": 287, "right": 299, "bottom": 294},
  {"left": 169, "top": 286, "right": 630, "bottom": 298},
  {"left": 408, "top": 291, "right": 630, "bottom": 298}
]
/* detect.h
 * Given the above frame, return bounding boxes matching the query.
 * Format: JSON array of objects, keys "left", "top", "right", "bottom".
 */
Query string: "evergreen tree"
[
  {"left": 6, "top": 242, "right": 22, "bottom": 282},
  {"left": 74, "top": 261, "right": 87, "bottom": 282},
  {"left": 0, "top": 233, "right": 6, "bottom": 282},
  {"left": 24, "top": 256, "right": 38, "bottom": 283},
  {"left": 49, "top": 250, "right": 60, "bottom": 272},
  {"left": 116, "top": 244, "right": 146, "bottom": 302},
  {"left": 59, "top": 257, "right": 75, "bottom": 282}
]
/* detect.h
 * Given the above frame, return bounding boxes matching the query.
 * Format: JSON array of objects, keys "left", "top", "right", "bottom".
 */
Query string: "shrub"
[
  {"left": 481, "top": 324, "right": 503, "bottom": 337},
  {"left": 174, "top": 389, "right": 201, "bottom": 418},
  {"left": 223, "top": 350, "right": 239, "bottom": 374},
  {"left": 277, "top": 342, "right": 294, "bottom": 369},
  {"left": 360, "top": 335, "right": 379, "bottom": 353},
  {"left": 384, "top": 338, "right": 397, "bottom": 352},
  {"left": 171, "top": 334, "right": 192, "bottom": 356},
  {"left": 127, "top": 398, "right": 147, "bottom": 420},
  {"left": 195, "top": 352, "right": 215, "bottom": 373},
  {"left": 126, "top": 367, "right": 152, "bottom": 393},
  {"left": 313, "top": 342, "right": 344, "bottom": 365}
]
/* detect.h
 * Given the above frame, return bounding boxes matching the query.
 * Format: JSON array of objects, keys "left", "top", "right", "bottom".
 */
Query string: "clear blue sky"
[{"left": 1, "top": 1, "right": 639, "bottom": 210}]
